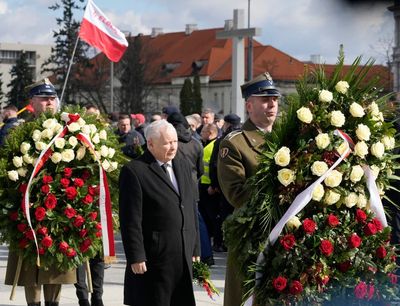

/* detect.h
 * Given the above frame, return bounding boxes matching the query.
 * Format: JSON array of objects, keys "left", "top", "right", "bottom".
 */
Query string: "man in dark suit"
[{"left": 119, "top": 119, "right": 200, "bottom": 306}]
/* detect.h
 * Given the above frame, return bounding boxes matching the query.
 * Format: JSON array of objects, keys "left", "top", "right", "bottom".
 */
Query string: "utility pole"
[{"left": 247, "top": 0, "right": 253, "bottom": 81}]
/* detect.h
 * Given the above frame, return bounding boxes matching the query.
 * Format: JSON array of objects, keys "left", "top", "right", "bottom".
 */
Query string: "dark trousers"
[
  {"left": 198, "top": 211, "right": 212, "bottom": 260},
  {"left": 75, "top": 257, "right": 104, "bottom": 302},
  {"left": 198, "top": 184, "right": 220, "bottom": 239},
  {"left": 214, "top": 196, "right": 234, "bottom": 247}
]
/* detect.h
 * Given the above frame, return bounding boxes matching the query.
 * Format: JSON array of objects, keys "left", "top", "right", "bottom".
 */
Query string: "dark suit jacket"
[{"left": 119, "top": 150, "right": 200, "bottom": 306}]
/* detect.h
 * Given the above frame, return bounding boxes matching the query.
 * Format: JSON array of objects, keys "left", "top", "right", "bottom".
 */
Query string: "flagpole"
[{"left": 59, "top": 34, "right": 80, "bottom": 106}]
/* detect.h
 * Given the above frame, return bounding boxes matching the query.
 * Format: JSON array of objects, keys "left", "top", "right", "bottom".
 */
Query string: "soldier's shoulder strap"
[{"left": 224, "top": 130, "right": 243, "bottom": 141}]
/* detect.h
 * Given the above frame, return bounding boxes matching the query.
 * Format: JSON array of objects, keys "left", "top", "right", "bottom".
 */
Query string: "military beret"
[
  {"left": 26, "top": 78, "right": 57, "bottom": 98},
  {"left": 224, "top": 113, "right": 241, "bottom": 125},
  {"left": 241, "top": 72, "right": 281, "bottom": 100}
]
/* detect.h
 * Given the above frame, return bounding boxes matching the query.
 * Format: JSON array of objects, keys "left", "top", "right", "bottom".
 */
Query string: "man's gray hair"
[{"left": 144, "top": 119, "right": 176, "bottom": 141}]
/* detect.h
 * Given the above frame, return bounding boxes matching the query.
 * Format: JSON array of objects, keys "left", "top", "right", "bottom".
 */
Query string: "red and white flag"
[{"left": 79, "top": 0, "right": 128, "bottom": 62}]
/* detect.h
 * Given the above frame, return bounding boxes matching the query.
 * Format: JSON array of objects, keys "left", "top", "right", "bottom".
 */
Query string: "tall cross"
[{"left": 216, "top": 9, "right": 261, "bottom": 121}]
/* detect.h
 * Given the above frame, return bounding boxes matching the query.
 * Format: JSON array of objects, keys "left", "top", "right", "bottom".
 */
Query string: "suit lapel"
[{"left": 172, "top": 158, "right": 184, "bottom": 199}]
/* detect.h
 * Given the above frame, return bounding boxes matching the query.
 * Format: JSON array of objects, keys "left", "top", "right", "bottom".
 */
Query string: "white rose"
[
  {"left": 381, "top": 136, "right": 395, "bottom": 150},
  {"left": 336, "top": 142, "right": 349, "bottom": 156},
  {"left": 41, "top": 128, "right": 54, "bottom": 140},
  {"left": 315, "top": 133, "right": 330, "bottom": 150},
  {"left": 277, "top": 168, "right": 295, "bottom": 187},
  {"left": 372, "top": 112, "right": 384, "bottom": 123},
  {"left": 370, "top": 165, "right": 380, "bottom": 179},
  {"left": 54, "top": 138, "right": 66, "bottom": 149},
  {"left": 100, "top": 145, "right": 109, "bottom": 157},
  {"left": 335, "top": 81, "right": 349, "bottom": 94},
  {"left": 12, "top": 156, "right": 23, "bottom": 168},
  {"left": 61, "top": 149, "right": 75, "bottom": 163},
  {"left": 296, "top": 107, "right": 313, "bottom": 124},
  {"left": 378, "top": 183, "right": 385, "bottom": 196},
  {"left": 35, "top": 141, "right": 47, "bottom": 151},
  {"left": 20, "top": 142, "right": 31, "bottom": 155},
  {"left": 330, "top": 110, "right": 345, "bottom": 127},
  {"left": 324, "top": 190, "right": 341, "bottom": 205},
  {"left": 77, "top": 118, "right": 86, "bottom": 127},
  {"left": 99, "top": 130, "right": 107, "bottom": 140},
  {"left": 319, "top": 89, "right": 333, "bottom": 103},
  {"left": 53, "top": 123, "right": 63, "bottom": 133},
  {"left": 355, "top": 124, "right": 371, "bottom": 141},
  {"left": 89, "top": 124, "right": 98, "bottom": 133},
  {"left": 274, "top": 147, "right": 291, "bottom": 167},
  {"left": 350, "top": 165, "right": 364, "bottom": 183},
  {"left": 7, "top": 170, "right": 19, "bottom": 181},
  {"left": 102, "top": 159, "right": 111, "bottom": 171},
  {"left": 354, "top": 141, "right": 369, "bottom": 158},
  {"left": 32, "top": 130, "right": 42, "bottom": 142},
  {"left": 349, "top": 102, "right": 365, "bottom": 118},
  {"left": 311, "top": 161, "right": 328, "bottom": 177},
  {"left": 92, "top": 133, "right": 100, "bottom": 144},
  {"left": 344, "top": 192, "right": 358, "bottom": 208},
  {"left": 324, "top": 170, "right": 343, "bottom": 188},
  {"left": 368, "top": 102, "right": 380, "bottom": 116},
  {"left": 287, "top": 216, "right": 302, "bottom": 230},
  {"left": 110, "top": 161, "right": 118, "bottom": 171},
  {"left": 357, "top": 194, "right": 368, "bottom": 208},
  {"left": 68, "top": 136, "right": 78, "bottom": 148},
  {"left": 17, "top": 167, "right": 28, "bottom": 177},
  {"left": 51, "top": 152, "right": 62, "bottom": 164},
  {"left": 42, "top": 118, "right": 57, "bottom": 130},
  {"left": 108, "top": 148, "right": 116, "bottom": 158},
  {"left": 371, "top": 142, "right": 385, "bottom": 159},
  {"left": 23, "top": 154, "right": 34, "bottom": 165},
  {"left": 68, "top": 122, "right": 81, "bottom": 133},
  {"left": 81, "top": 125, "right": 91, "bottom": 135},
  {"left": 60, "top": 112, "right": 70, "bottom": 122},
  {"left": 312, "top": 184, "right": 325, "bottom": 202},
  {"left": 76, "top": 146, "right": 86, "bottom": 160}
]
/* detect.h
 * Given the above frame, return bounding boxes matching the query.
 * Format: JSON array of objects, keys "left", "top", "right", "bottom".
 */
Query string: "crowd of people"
[{"left": 0, "top": 72, "right": 284, "bottom": 306}]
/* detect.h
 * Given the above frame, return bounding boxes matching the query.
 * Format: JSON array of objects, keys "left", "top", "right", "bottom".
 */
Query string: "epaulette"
[{"left": 224, "top": 130, "right": 243, "bottom": 141}]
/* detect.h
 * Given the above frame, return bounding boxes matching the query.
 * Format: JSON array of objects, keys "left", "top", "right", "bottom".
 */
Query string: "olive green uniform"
[{"left": 217, "top": 119, "right": 265, "bottom": 306}]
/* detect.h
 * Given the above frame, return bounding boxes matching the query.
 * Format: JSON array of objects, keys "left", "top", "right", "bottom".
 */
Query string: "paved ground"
[{"left": 0, "top": 235, "right": 226, "bottom": 306}]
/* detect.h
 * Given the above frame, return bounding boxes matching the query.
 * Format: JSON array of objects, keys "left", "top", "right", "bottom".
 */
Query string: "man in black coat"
[{"left": 119, "top": 119, "right": 200, "bottom": 306}]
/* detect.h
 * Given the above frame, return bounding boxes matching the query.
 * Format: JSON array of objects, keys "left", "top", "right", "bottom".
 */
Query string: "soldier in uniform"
[
  {"left": 217, "top": 73, "right": 281, "bottom": 306},
  {"left": 5, "top": 78, "right": 76, "bottom": 306}
]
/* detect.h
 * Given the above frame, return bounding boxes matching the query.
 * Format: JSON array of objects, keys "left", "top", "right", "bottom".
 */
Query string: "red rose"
[
  {"left": 79, "top": 229, "right": 88, "bottom": 238},
  {"left": 302, "top": 218, "right": 317, "bottom": 234},
  {"left": 289, "top": 280, "right": 303, "bottom": 295},
  {"left": 80, "top": 238, "right": 92, "bottom": 253},
  {"left": 64, "top": 168, "right": 73, "bottom": 178},
  {"left": 9, "top": 211, "right": 18, "bottom": 221},
  {"left": 66, "top": 247, "right": 77, "bottom": 257},
  {"left": 37, "top": 226, "right": 48, "bottom": 236},
  {"left": 354, "top": 281, "right": 367, "bottom": 299},
  {"left": 35, "top": 207, "right": 46, "bottom": 221},
  {"left": 17, "top": 223, "right": 27, "bottom": 232},
  {"left": 272, "top": 276, "right": 287, "bottom": 292},
  {"left": 320, "top": 239, "right": 334, "bottom": 256},
  {"left": 88, "top": 185, "right": 99, "bottom": 196},
  {"left": 41, "top": 235, "right": 53, "bottom": 248},
  {"left": 60, "top": 178, "right": 70, "bottom": 188},
  {"left": 38, "top": 248, "right": 45, "bottom": 255},
  {"left": 337, "top": 261, "right": 351, "bottom": 272},
  {"left": 96, "top": 231, "right": 102, "bottom": 237},
  {"left": 25, "top": 229, "right": 34, "bottom": 240},
  {"left": 64, "top": 207, "right": 77, "bottom": 219},
  {"left": 348, "top": 233, "right": 362, "bottom": 249},
  {"left": 19, "top": 238, "right": 28, "bottom": 249},
  {"left": 372, "top": 218, "right": 383, "bottom": 232},
  {"left": 42, "top": 175, "right": 53, "bottom": 184},
  {"left": 95, "top": 223, "right": 102, "bottom": 230},
  {"left": 364, "top": 223, "right": 377, "bottom": 236},
  {"left": 82, "top": 170, "right": 91, "bottom": 180},
  {"left": 19, "top": 183, "right": 28, "bottom": 193},
  {"left": 376, "top": 246, "right": 387, "bottom": 259},
  {"left": 44, "top": 193, "right": 57, "bottom": 210},
  {"left": 88, "top": 211, "right": 98, "bottom": 221},
  {"left": 59, "top": 241, "right": 69, "bottom": 253},
  {"left": 65, "top": 186, "right": 78, "bottom": 200},
  {"left": 280, "top": 234, "right": 296, "bottom": 251},
  {"left": 367, "top": 284, "right": 375, "bottom": 300},
  {"left": 82, "top": 194, "right": 94, "bottom": 205},
  {"left": 327, "top": 214, "right": 339, "bottom": 227},
  {"left": 356, "top": 209, "right": 367, "bottom": 223},
  {"left": 41, "top": 185, "right": 50, "bottom": 194},
  {"left": 73, "top": 215, "right": 85, "bottom": 227},
  {"left": 74, "top": 178, "right": 84, "bottom": 188},
  {"left": 320, "top": 275, "right": 329, "bottom": 285},
  {"left": 388, "top": 273, "right": 398, "bottom": 284}
]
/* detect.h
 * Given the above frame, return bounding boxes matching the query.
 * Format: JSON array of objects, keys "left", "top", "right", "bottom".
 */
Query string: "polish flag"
[{"left": 79, "top": 0, "right": 128, "bottom": 62}]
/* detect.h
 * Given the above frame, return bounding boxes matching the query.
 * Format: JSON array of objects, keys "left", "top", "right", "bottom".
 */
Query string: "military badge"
[{"left": 219, "top": 147, "right": 229, "bottom": 158}]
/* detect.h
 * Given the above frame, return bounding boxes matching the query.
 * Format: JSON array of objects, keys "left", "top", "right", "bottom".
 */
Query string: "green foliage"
[
  {"left": 180, "top": 78, "right": 193, "bottom": 115},
  {"left": 192, "top": 74, "right": 203, "bottom": 114}
]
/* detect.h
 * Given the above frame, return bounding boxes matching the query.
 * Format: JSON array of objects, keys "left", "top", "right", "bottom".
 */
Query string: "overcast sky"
[{"left": 0, "top": 0, "right": 395, "bottom": 65}]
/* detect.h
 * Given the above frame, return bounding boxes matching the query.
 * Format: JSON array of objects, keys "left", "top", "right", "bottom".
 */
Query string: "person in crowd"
[
  {"left": 150, "top": 112, "right": 162, "bottom": 122},
  {"left": 131, "top": 113, "right": 147, "bottom": 139},
  {"left": 185, "top": 115, "right": 202, "bottom": 142},
  {"left": 84, "top": 104, "right": 101, "bottom": 117},
  {"left": 119, "top": 119, "right": 200, "bottom": 306},
  {"left": 161, "top": 105, "right": 179, "bottom": 119},
  {"left": 0, "top": 104, "right": 21, "bottom": 146},
  {"left": 209, "top": 114, "right": 241, "bottom": 252},
  {"left": 115, "top": 114, "right": 145, "bottom": 159},
  {"left": 5, "top": 78, "right": 77, "bottom": 306},
  {"left": 196, "top": 108, "right": 215, "bottom": 135},
  {"left": 214, "top": 114, "right": 224, "bottom": 138},
  {"left": 218, "top": 72, "right": 281, "bottom": 306}
]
